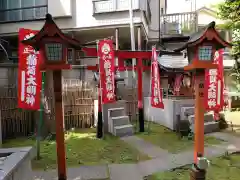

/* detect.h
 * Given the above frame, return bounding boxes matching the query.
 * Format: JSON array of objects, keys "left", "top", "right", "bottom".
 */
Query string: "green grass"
[
  {"left": 3, "top": 128, "right": 149, "bottom": 170},
  {"left": 136, "top": 122, "right": 222, "bottom": 153},
  {"left": 146, "top": 153, "right": 240, "bottom": 180}
]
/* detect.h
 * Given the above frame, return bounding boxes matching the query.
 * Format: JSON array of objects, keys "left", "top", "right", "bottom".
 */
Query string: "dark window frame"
[{"left": 0, "top": 0, "right": 48, "bottom": 23}]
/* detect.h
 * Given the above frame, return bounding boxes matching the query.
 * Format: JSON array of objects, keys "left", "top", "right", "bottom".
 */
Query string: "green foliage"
[
  {"left": 216, "top": 0, "right": 240, "bottom": 91},
  {"left": 216, "top": 0, "right": 240, "bottom": 59}
]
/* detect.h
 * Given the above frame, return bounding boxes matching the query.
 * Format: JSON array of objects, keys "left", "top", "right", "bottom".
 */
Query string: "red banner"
[
  {"left": 204, "top": 49, "right": 224, "bottom": 111},
  {"left": 97, "top": 40, "right": 116, "bottom": 104},
  {"left": 150, "top": 46, "right": 164, "bottom": 109},
  {"left": 18, "top": 28, "right": 42, "bottom": 110},
  {"left": 174, "top": 74, "right": 183, "bottom": 95}
]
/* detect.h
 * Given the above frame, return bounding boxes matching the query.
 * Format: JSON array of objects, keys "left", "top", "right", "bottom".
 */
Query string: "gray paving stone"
[
  {"left": 121, "top": 136, "right": 170, "bottom": 158},
  {"left": 32, "top": 165, "right": 108, "bottom": 180},
  {"left": 207, "top": 132, "right": 239, "bottom": 143},
  {"left": 108, "top": 164, "right": 143, "bottom": 180},
  {"left": 137, "top": 143, "right": 239, "bottom": 177},
  {"left": 68, "top": 166, "right": 108, "bottom": 180},
  {"left": 138, "top": 158, "right": 174, "bottom": 177},
  {"left": 137, "top": 152, "right": 194, "bottom": 177}
]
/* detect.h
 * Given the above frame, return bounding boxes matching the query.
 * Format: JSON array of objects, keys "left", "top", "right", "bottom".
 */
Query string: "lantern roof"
[
  {"left": 22, "top": 14, "right": 81, "bottom": 49},
  {"left": 174, "top": 21, "right": 231, "bottom": 52}
]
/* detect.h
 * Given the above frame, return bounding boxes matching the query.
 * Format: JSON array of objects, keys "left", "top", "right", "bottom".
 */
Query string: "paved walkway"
[
  {"left": 32, "top": 132, "right": 240, "bottom": 180},
  {"left": 121, "top": 136, "right": 170, "bottom": 158},
  {"left": 32, "top": 165, "right": 108, "bottom": 180}
]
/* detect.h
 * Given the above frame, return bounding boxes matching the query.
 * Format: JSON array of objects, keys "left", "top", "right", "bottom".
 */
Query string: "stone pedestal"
[
  {"left": 190, "top": 166, "right": 206, "bottom": 180},
  {"left": 0, "top": 147, "right": 35, "bottom": 180},
  {"left": 102, "top": 100, "right": 127, "bottom": 133},
  {"left": 144, "top": 97, "right": 194, "bottom": 130}
]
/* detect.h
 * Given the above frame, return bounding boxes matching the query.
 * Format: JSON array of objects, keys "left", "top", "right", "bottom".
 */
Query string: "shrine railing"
[{"left": 160, "top": 12, "right": 198, "bottom": 36}]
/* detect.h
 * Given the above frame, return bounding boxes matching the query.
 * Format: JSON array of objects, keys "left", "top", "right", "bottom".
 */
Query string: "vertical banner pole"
[
  {"left": 137, "top": 27, "right": 144, "bottom": 132},
  {"left": 36, "top": 71, "right": 45, "bottom": 160},
  {"left": 148, "top": 48, "right": 154, "bottom": 134},
  {"left": 96, "top": 41, "right": 103, "bottom": 138}
]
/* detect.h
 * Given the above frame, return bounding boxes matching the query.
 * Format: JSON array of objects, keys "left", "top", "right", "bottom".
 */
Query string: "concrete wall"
[
  {"left": 0, "top": 147, "right": 34, "bottom": 180},
  {"left": 144, "top": 97, "right": 194, "bottom": 130},
  {"left": 48, "top": 0, "right": 72, "bottom": 18}
]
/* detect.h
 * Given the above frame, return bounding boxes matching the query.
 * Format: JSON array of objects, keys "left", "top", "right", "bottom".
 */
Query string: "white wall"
[
  {"left": 197, "top": 11, "right": 224, "bottom": 26},
  {"left": 48, "top": 0, "right": 72, "bottom": 18},
  {"left": 148, "top": 0, "right": 159, "bottom": 39},
  {"left": 144, "top": 97, "right": 194, "bottom": 130},
  {"left": 0, "top": 0, "right": 142, "bottom": 35}
]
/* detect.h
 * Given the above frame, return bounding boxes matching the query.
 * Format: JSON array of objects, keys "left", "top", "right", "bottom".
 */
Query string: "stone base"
[
  {"left": 190, "top": 166, "right": 206, "bottom": 180},
  {"left": 0, "top": 147, "right": 35, "bottom": 180}
]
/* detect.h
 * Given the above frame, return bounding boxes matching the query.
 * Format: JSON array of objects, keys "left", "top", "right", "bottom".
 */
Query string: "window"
[
  {"left": 45, "top": 43, "right": 63, "bottom": 61},
  {"left": 198, "top": 46, "right": 212, "bottom": 61},
  {"left": 0, "top": 0, "right": 47, "bottom": 22}
]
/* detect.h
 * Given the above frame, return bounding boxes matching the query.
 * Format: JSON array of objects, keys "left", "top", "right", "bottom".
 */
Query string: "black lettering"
[
  {"left": 199, "top": 92, "right": 204, "bottom": 97},
  {"left": 199, "top": 83, "right": 204, "bottom": 89}
]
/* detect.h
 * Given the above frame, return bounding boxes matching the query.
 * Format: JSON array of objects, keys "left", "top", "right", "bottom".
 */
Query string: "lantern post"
[
  {"left": 174, "top": 21, "right": 231, "bottom": 180},
  {"left": 22, "top": 14, "right": 81, "bottom": 180}
]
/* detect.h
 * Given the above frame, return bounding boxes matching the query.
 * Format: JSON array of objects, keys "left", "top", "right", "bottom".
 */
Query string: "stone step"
[
  {"left": 188, "top": 114, "right": 214, "bottom": 124},
  {"left": 181, "top": 107, "right": 195, "bottom": 120},
  {"left": 190, "top": 121, "right": 219, "bottom": 134},
  {"left": 114, "top": 124, "right": 134, "bottom": 137},
  {"left": 204, "top": 113, "right": 214, "bottom": 122},
  {"left": 111, "top": 116, "right": 130, "bottom": 127},
  {"left": 108, "top": 107, "right": 125, "bottom": 118}
]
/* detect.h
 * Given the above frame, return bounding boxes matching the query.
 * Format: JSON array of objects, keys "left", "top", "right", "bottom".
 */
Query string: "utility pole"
[{"left": 129, "top": 0, "right": 136, "bottom": 81}]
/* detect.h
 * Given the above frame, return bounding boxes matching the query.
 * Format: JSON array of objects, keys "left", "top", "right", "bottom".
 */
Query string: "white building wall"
[
  {"left": 0, "top": 0, "right": 143, "bottom": 35},
  {"left": 197, "top": 11, "right": 224, "bottom": 26}
]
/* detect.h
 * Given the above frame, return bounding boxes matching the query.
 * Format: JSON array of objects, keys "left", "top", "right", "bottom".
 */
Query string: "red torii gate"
[{"left": 83, "top": 47, "right": 181, "bottom": 132}]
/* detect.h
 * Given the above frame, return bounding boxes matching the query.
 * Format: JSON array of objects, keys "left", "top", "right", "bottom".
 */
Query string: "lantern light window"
[
  {"left": 45, "top": 43, "right": 63, "bottom": 61},
  {"left": 198, "top": 46, "right": 212, "bottom": 61}
]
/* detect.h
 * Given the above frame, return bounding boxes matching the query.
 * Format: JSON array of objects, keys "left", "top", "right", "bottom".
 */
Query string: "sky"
[{"left": 167, "top": 0, "right": 224, "bottom": 13}]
